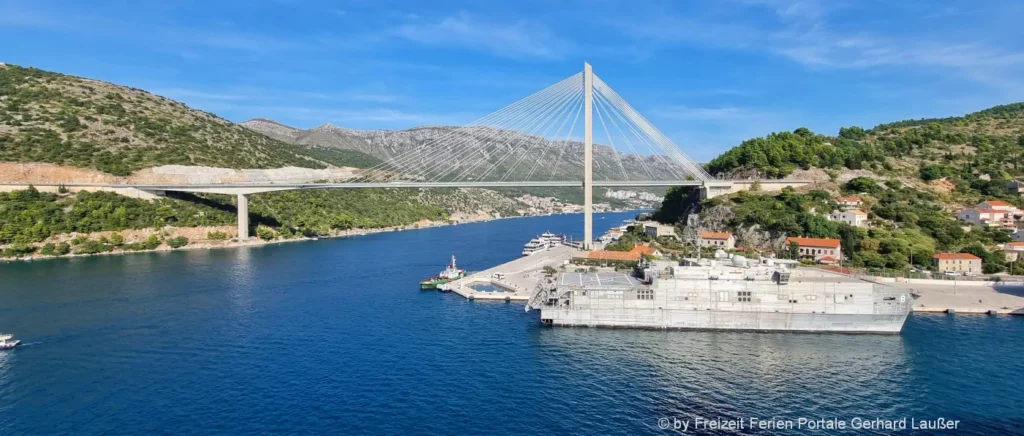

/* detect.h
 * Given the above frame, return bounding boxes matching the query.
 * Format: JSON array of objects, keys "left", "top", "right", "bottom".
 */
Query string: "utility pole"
[{"left": 583, "top": 62, "right": 594, "bottom": 250}]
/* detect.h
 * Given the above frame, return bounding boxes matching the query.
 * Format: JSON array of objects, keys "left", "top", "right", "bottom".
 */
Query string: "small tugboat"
[
  {"left": 420, "top": 255, "right": 466, "bottom": 290},
  {"left": 0, "top": 333, "right": 20, "bottom": 350}
]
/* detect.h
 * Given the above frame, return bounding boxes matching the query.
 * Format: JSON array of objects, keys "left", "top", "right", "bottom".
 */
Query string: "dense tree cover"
[
  {"left": 706, "top": 128, "right": 884, "bottom": 177},
  {"left": 239, "top": 189, "right": 448, "bottom": 237},
  {"left": 704, "top": 103, "right": 1024, "bottom": 191},
  {"left": 0, "top": 187, "right": 454, "bottom": 258},
  {"left": 0, "top": 187, "right": 236, "bottom": 245},
  {"left": 0, "top": 64, "right": 379, "bottom": 174}
]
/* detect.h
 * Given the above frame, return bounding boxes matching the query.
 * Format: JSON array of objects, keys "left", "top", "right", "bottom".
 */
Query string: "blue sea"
[{"left": 1, "top": 211, "right": 1022, "bottom": 435}]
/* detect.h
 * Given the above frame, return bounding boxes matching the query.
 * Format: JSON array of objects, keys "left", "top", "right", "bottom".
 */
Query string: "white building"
[
  {"left": 835, "top": 196, "right": 863, "bottom": 210},
  {"left": 698, "top": 231, "right": 735, "bottom": 249},
  {"left": 956, "top": 200, "right": 1021, "bottom": 228},
  {"left": 828, "top": 209, "right": 868, "bottom": 227}
]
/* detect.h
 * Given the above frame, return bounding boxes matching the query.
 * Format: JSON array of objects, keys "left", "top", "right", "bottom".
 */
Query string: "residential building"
[
  {"left": 956, "top": 200, "right": 1021, "bottom": 228},
  {"left": 835, "top": 196, "right": 863, "bottom": 210},
  {"left": 785, "top": 237, "right": 842, "bottom": 261},
  {"left": 978, "top": 200, "right": 1019, "bottom": 212},
  {"left": 1004, "top": 242, "right": 1024, "bottom": 262},
  {"left": 932, "top": 253, "right": 982, "bottom": 275},
  {"left": 643, "top": 223, "right": 677, "bottom": 239},
  {"left": 828, "top": 209, "right": 869, "bottom": 227},
  {"left": 698, "top": 231, "right": 735, "bottom": 249}
]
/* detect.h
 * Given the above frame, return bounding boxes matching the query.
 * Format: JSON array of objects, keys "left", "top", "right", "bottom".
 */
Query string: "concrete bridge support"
[
  {"left": 583, "top": 62, "right": 594, "bottom": 250},
  {"left": 237, "top": 194, "right": 249, "bottom": 240}
]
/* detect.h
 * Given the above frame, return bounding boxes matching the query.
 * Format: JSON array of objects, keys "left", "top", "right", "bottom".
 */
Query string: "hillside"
[
  {"left": 240, "top": 119, "right": 687, "bottom": 182},
  {"left": 656, "top": 103, "right": 1024, "bottom": 275},
  {"left": 706, "top": 104, "right": 1024, "bottom": 182},
  {"left": 0, "top": 64, "right": 379, "bottom": 175}
]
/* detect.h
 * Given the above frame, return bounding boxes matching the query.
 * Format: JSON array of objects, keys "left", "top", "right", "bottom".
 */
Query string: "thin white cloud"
[
  {"left": 652, "top": 106, "right": 767, "bottom": 121},
  {"left": 617, "top": 2, "right": 1024, "bottom": 92},
  {"left": 392, "top": 12, "right": 573, "bottom": 59}
]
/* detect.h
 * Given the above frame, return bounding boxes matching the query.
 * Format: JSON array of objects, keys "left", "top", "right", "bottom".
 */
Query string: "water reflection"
[{"left": 535, "top": 327, "right": 913, "bottom": 421}]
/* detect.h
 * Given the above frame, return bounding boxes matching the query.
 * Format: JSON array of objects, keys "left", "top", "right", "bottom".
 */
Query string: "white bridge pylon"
[{"left": 351, "top": 62, "right": 712, "bottom": 249}]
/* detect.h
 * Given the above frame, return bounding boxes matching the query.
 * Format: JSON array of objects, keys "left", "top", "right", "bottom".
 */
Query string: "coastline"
[{"left": 1, "top": 209, "right": 644, "bottom": 263}]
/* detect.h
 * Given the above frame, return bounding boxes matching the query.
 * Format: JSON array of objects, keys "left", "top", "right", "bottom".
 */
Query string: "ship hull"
[{"left": 539, "top": 309, "right": 908, "bottom": 334}]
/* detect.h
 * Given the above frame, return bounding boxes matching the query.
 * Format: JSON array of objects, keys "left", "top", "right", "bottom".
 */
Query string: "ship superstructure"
[
  {"left": 522, "top": 231, "right": 567, "bottom": 256},
  {"left": 526, "top": 255, "right": 910, "bottom": 333}
]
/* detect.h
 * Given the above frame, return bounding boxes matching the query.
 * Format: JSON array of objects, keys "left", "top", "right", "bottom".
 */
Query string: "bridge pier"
[
  {"left": 583, "top": 62, "right": 594, "bottom": 250},
  {"left": 237, "top": 194, "right": 249, "bottom": 240}
]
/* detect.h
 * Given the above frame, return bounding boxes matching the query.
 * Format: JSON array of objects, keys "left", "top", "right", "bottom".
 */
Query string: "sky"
[{"left": 2, "top": 0, "right": 1024, "bottom": 161}]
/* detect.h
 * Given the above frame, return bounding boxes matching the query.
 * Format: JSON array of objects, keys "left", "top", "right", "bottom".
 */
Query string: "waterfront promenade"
[{"left": 443, "top": 245, "right": 572, "bottom": 301}]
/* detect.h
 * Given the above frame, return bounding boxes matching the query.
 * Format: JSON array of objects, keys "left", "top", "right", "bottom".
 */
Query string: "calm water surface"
[{"left": 1, "top": 212, "right": 1022, "bottom": 435}]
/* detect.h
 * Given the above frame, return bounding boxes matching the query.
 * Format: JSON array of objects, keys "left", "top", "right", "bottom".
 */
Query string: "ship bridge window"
[
  {"left": 804, "top": 295, "right": 818, "bottom": 301},
  {"left": 636, "top": 289, "right": 655, "bottom": 300},
  {"left": 737, "top": 291, "right": 752, "bottom": 302}
]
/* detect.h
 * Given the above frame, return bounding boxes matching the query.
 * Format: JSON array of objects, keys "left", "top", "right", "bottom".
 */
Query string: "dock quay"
[
  {"left": 818, "top": 270, "right": 1024, "bottom": 316},
  {"left": 442, "top": 245, "right": 572, "bottom": 301}
]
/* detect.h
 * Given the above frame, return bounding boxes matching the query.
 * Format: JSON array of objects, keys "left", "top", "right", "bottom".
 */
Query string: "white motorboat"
[{"left": 0, "top": 334, "right": 20, "bottom": 350}]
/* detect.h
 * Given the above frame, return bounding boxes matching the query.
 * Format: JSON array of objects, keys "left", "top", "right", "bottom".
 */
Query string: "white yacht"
[
  {"left": 0, "top": 334, "right": 20, "bottom": 350},
  {"left": 538, "top": 231, "right": 563, "bottom": 246},
  {"left": 522, "top": 238, "right": 547, "bottom": 256}
]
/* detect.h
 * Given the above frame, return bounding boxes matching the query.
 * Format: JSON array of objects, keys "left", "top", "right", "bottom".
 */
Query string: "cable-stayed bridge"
[{"left": 12, "top": 63, "right": 811, "bottom": 244}]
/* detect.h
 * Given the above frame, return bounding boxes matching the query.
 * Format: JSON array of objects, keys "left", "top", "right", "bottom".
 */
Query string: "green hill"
[
  {"left": 706, "top": 104, "right": 1024, "bottom": 184},
  {"left": 0, "top": 64, "right": 379, "bottom": 174},
  {"left": 659, "top": 104, "right": 1024, "bottom": 275}
]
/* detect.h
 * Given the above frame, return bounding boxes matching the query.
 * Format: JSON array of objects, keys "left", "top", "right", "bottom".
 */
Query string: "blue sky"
[{"left": 2, "top": 0, "right": 1023, "bottom": 161}]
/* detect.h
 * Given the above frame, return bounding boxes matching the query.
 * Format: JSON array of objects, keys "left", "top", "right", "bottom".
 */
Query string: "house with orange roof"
[
  {"left": 785, "top": 237, "right": 842, "bottom": 261},
  {"left": 932, "top": 253, "right": 982, "bottom": 275},
  {"left": 817, "top": 255, "right": 839, "bottom": 265},
  {"left": 698, "top": 231, "right": 735, "bottom": 249},
  {"left": 835, "top": 196, "right": 863, "bottom": 210},
  {"left": 629, "top": 245, "right": 660, "bottom": 257},
  {"left": 957, "top": 201, "right": 1021, "bottom": 228}
]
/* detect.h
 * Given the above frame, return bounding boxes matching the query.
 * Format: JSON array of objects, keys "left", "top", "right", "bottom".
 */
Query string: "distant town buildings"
[
  {"left": 604, "top": 190, "right": 663, "bottom": 202},
  {"left": 785, "top": 237, "right": 842, "bottom": 262},
  {"left": 835, "top": 196, "right": 863, "bottom": 210},
  {"left": 515, "top": 195, "right": 619, "bottom": 216},
  {"left": 932, "top": 253, "right": 982, "bottom": 275},
  {"left": 828, "top": 209, "right": 868, "bottom": 227},
  {"left": 956, "top": 200, "right": 1021, "bottom": 228},
  {"left": 698, "top": 231, "right": 735, "bottom": 249}
]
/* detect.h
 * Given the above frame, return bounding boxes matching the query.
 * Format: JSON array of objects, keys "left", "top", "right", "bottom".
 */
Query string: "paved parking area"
[{"left": 559, "top": 272, "right": 639, "bottom": 288}]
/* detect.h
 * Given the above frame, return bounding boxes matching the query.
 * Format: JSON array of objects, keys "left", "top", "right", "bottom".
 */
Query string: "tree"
[
  {"left": 166, "top": 236, "right": 189, "bottom": 248},
  {"left": 788, "top": 241, "right": 800, "bottom": 259},
  {"left": 109, "top": 232, "right": 124, "bottom": 246}
]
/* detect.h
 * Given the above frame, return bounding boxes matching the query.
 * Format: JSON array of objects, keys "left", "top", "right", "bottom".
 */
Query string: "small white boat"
[{"left": 0, "top": 334, "right": 20, "bottom": 350}]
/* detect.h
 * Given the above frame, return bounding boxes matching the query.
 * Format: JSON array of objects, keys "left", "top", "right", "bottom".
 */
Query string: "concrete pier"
[
  {"left": 442, "top": 245, "right": 573, "bottom": 301},
  {"left": 237, "top": 194, "right": 249, "bottom": 240},
  {"left": 804, "top": 269, "right": 1024, "bottom": 315}
]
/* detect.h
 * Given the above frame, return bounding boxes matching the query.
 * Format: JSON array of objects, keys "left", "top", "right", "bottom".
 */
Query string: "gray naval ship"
[{"left": 526, "top": 254, "right": 911, "bottom": 334}]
